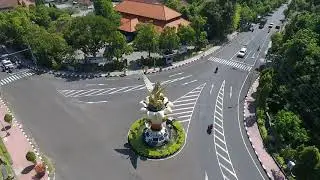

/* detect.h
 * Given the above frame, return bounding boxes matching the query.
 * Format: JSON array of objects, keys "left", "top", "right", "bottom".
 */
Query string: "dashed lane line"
[
  {"left": 169, "top": 72, "right": 183, "bottom": 77},
  {"left": 213, "top": 80, "right": 238, "bottom": 180},
  {"left": 182, "top": 80, "right": 198, "bottom": 85}
]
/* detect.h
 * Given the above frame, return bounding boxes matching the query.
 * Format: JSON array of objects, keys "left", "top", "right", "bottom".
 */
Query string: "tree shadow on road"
[{"left": 114, "top": 143, "right": 147, "bottom": 169}]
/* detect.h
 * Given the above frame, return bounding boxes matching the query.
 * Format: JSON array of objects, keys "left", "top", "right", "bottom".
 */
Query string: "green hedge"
[
  {"left": 128, "top": 119, "right": 186, "bottom": 159},
  {"left": 256, "top": 108, "right": 269, "bottom": 144}
]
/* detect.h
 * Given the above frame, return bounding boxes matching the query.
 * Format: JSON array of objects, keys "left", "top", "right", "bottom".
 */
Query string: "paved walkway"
[
  {"left": 0, "top": 99, "right": 49, "bottom": 180},
  {"left": 244, "top": 77, "right": 285, "bottom": 180}
]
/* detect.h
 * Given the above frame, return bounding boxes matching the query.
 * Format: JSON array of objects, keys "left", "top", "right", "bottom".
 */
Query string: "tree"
[
  {"left": 35, "top": 0, "right": 45, "bottom": 6},
  {"left": 24, "top": 23, "right": 71, "bottom": 68},
  {"left": 104, "top": 31, "right": 132, "bottom": 61},
  {"left": 293, "top": 146, "right": 320, "bottom": 180},
  {"left": 273, "top": 110, "right": 309, "bottom": 147},
  {"left": 191, "top": 15, "right": 208, "bottom": 49},
  {"left": 133, "top": 23, "right": 159, "bottom": 58},
  {"left": 159, "top": 27, "right": 180, "bottom": 53},
  {"left": 93, "top": 0, "right": 120, "bottom": 25},
  {"left": 64, "top": 15, "right": 115, "bottom": 57},
  {"left": 4, "top": 114, "right": 12, "bottom": 127},
  {"left": 177, "top": 25, "right": 196, "bottom": 46}
]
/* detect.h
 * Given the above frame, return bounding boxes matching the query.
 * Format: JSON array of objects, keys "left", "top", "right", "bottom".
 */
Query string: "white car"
[
  {"left": 237, "top": 47, "right": 247, "bottom": 58},
  {"left": 1, "top": 59, "right": 14, "bottom": 71},
  {"left": 268, "top": 23, "right": 274, "bottom": 28}
]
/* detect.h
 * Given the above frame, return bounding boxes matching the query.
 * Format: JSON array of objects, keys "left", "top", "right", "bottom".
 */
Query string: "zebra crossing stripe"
[
  {"left": 0, "top": 70, "right": 34, "bottom": 86},
  {"left": 209, "top": 57, "right": 253, "bottom": 71}
]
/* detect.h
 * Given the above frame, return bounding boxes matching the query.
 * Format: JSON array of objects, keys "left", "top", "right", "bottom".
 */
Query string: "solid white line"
[
  {"left": 181, "top": 94, "right": 199, "bottom": 98},
  {"left": 178, "top": 119, "right": 191, "bottom": 123},
  {"left": 215, "top": 141, "right": 228, "bottom": 154},
  {"left": 169, "top": 110, "right": 193, "bottom": 116},
  {"left": 73, "top": 89, "right": 97, "bottom": 97},
  {"left": 217, "top": 152, "right": 232, "bottom": 164},
  {"left": 173, "top": 98, "right": 197, "bottom": 104},
  {"left": 230, "top": 86, "right": 232, "bottom": 98},
  {"left": 169, "top": 72, "right": 183, "bottom": 77},
  {"left": 219, "top": 163, "right": 237, "bottom": 178},
  {"left": 123, "top": 85, "right": 145, "bottom": 92},
  {"left": 94, "top": 88, "right": 116, "bottom": 96},
  {"left": 109, "top": 87, "right": 130, "bottom": 94},
  {"left": 66, "top": 90, "right": 87, "bottom": 97},
  {"left": 86, "top": 101, "right": 108, "bottom": 104},
  {"left": 84, "top": 89, "right": 105, "bottom": 96},
  {"left": 182, "top": 80, "right": 198, "bottom": 85},
  {"left": 172, "top": 107, "right": 193, "bottom": 112},
  {"left": 86, "top": 84, "right": 108, "bottom": 86},
  {"left": 205, "top": 171, "right": 208, "bottom": 180},
  {"left": 215, "top": 135, "right": 226, "bottom": 145},
  {"left": 173, "top": 102, "right": 195, "bottom": 107},
  {"left": 210, "top": 83, "right": 214, "bottom": 95}
]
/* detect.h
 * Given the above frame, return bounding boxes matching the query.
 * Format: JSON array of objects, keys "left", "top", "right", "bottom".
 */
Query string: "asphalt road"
[{"left": 0, "top": 4, "right": 288, "bottom": 180}]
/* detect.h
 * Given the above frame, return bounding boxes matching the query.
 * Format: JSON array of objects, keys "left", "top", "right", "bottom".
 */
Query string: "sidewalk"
[
  {"left": 0, "top": 98, "right": 49, "bottom": 180},
  {"left": 243, "top": 77, "right": 285, "bottom": 180}
]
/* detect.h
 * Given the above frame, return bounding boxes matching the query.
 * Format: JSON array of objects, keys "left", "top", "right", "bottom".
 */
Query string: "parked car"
[
  {"left": 1, "top": 59, "right": 14, "bottom": 72},
  {"left": 237, "top": 47, "right": 247, "bottom": 58}
]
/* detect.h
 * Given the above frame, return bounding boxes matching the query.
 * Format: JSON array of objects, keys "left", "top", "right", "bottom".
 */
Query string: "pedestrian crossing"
[
  {"left": 0, "top": 70, "right": 34, "bottom": 86},
  {"left": 58, "top": 75, "right": 196, "bottom": 98},
  {"left": 208, "top": 56, "right": 253, "bottom": 71},
  {"left": 169, "top": 83, "right": 206, "bottom": 134}
]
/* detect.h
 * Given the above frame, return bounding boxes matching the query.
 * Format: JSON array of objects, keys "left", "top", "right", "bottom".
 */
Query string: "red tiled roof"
[
  {"left": 164, "top": 18, "right": 190, "bottom": 29},
  {"left": 0, "top": 0, "right": 34, "bottom": 10},
  {"left": 115, "top": 0, "right": 181, "bottom": 21},
  {"left": 119, "top": 18, "right": 139, "bottom": 32}
]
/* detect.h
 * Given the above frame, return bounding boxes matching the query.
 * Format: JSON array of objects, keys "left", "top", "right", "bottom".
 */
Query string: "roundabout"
[
  {"left": 128, "top": 118, "right": 185, "bottom": 159},
  {"left": 128, "top": 77, "right": 186, "bottom": 159}
]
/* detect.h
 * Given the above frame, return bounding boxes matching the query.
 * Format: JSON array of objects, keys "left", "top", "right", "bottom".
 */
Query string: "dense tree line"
[
  {"left": 164, "top": 0, "right": 288, "bottom": 40},
  {"left": 256, "top": 0, "right": 320, "bottom": 179}
]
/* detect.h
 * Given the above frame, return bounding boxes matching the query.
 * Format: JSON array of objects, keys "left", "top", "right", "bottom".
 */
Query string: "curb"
[
  {"left": 243, "top": 77, "right": 273, "bottom": 179},
  {"left": 23, "top": 47, "right": 220, "bottom": 79},
  {"left": 0, "top": 98, "right": 54, "bottom": 180}
]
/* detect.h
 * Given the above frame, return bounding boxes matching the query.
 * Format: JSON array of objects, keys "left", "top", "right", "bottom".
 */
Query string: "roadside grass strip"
[{"left": 213, "top": 80, "right": 238, "bottom": 180}]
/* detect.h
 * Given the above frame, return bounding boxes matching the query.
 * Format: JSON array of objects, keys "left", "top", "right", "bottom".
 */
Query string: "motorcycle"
[
  {"left": 207, "top": 124, "right": 213, "bottom": 135},
  {"left": 214, "top": 67, "right": 218, "bottom": 74}
]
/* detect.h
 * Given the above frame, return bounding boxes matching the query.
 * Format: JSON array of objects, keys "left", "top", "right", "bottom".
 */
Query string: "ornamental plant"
[
  {"left": 26, "top": 151, "right": 37, "bottom": 164},
  {"left": 4, "top": 114, "right": 12, "bottom": 126}
]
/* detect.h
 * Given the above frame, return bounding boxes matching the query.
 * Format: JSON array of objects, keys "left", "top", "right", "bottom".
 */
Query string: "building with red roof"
[{"left": 115, "top": 0, "right": 190, "bottom": 33}]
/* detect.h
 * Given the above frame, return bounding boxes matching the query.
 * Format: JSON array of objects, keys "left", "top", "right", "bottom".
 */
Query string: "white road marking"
[
  {"left": 0, "top": 70, "right": 34, "bottom": 87},
  {"left": 86, "top": 84, "right": 108, "bottom": 86},
  {"left": 244, "top": 51, "right": 252, "bottom": 60},
  {"left": 230, "top": 86, "right": 232, "bottom": 98},
  {"left": 205, "top": 171, "right": 208, "bottom": 180},
  {"left": 210, "top": 83, "right": 214, "bottom": 95},
  {"left": 251, "top": 51, "right": 256, "bottom": 58},
  {"left": 123, "top": 85, "right": 145, "bottom": 92},
  {"left": 169, "top": 72, "right": 183, "bottom": 77},
  {"left": 235, "top": 37, "right": 270, "bottom": 179},
  {"left": 213, "top": 80, "right": 238, "bottom": 180},
  {"left": 209, "top": 57, "right": 252, "bottom": 71},
  {"left": 182, "top": 79, "right": 198, "bottom": 85},
  {"left": 77, "top": 100, "right": 108, "bottom": 104},
  {"left": 108, "top": 86, "right": 130, "bottom": 94}
]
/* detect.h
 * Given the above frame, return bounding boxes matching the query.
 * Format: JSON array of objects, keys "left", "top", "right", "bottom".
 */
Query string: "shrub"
[
  {"left": 260, "top": 126, "right": 269, "bottom": 144},
  {"left": 274, "top": 153, "right": 286, "bottom": 169},
  {"left": 26, "top": 151, "right": 37, "bottom": 163},
  {"left": 4, "top": 114, "right": 13, "bottom": 125}
]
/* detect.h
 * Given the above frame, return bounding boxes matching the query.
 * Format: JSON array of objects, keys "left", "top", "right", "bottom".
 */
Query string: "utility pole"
[{"left": 27, "top": 41, "right": 37, "bottom": 68}]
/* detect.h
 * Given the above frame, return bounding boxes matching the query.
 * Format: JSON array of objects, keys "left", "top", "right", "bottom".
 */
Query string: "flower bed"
[{"left": 128, "top": 119, "right": 186, "bottom": 159}]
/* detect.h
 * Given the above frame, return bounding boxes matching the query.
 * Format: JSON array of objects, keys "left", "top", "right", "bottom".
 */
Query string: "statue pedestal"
[{"left": 143, "top": 122, "right": 170, "bottom": 147}]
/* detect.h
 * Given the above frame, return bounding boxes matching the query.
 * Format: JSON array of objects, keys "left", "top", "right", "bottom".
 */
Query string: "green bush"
[
  {"left": 4, "top": 114, "right": 13, "bottom": 125},
  {"left": 274, "top": 153, "right": 286, "bottom": 169},
  {"left": 259, "top": 126, "right": 269, "bottom": 144},
  {"left": 26, "top": 151, "right": 37, "bottom": 163},
  {"left": 128, "top": 119, "right": 186, "bottom": 159}
]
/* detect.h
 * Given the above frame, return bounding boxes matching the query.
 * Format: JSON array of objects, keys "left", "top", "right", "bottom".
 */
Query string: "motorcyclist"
[{"left": 257, "top": 45, "right": 261, "bottom": 51}]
